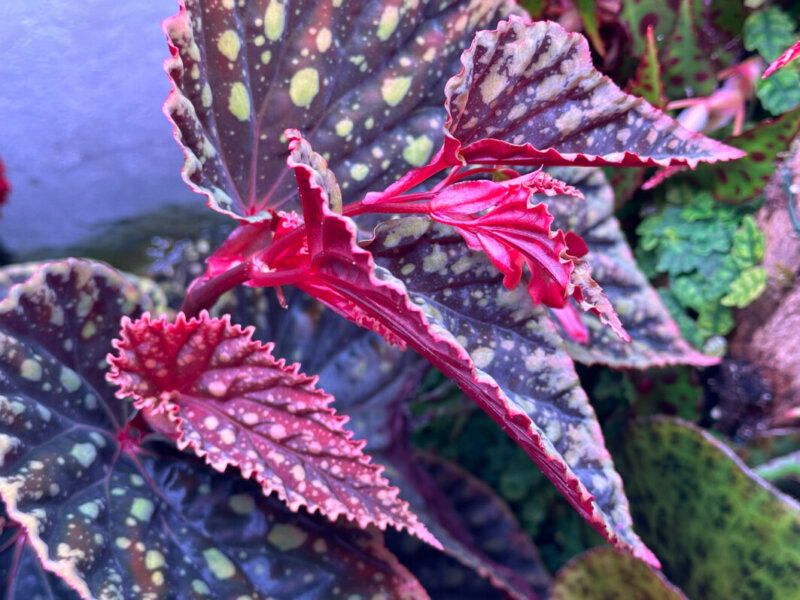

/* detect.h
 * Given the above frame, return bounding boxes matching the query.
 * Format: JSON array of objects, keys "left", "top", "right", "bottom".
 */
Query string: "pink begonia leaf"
[
  {"left": 442, "top": 17, "right": 744, "bottom": 169},
  {"left": 230, "top": 132, "right": 657, "bottom": 564},
  {"left": 107, "top": 311, "right": 439, "bottom": 548},
  {"left": 162, "top": 0, "right": 515, "bottom": 221},
  {"left": 763, "top": 40, "right": 800, "bottom": 78},
  {"left": 543, "top": 167, "right": 717, "bottom": 368},
  {"left": 428, "top": 178, "right": 627, "bottom": 342}
]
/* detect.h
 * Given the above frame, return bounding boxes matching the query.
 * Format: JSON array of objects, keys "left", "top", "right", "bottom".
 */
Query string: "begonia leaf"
[
  {"left": 614, "top": 418, "right": 800, "bottom": 600},
  {"left": 381, "top": 449, "right": 550, "bottom": 600},
  {"left": 660, "top": 0, "right": 715, "bottom": 100},
  {"left": 163, "top": 0, "right": 514, "bottom": 221},
  {"left": 442, "top": 17, "right": 743, "bottom": 169},
  {"left": 0, "top": 259, "right": 428, "bottom": 599},
  {"left": 107, "top": 311, "right": 437, "bottom": 547},
  {"left": 756, "top": 66, "right": 800, "bottom": 116},
  {"left": 575, "top": 0, "right": 605, "bottom": 58},
  {"left": 217, "top": 286, "right": 549, "bottom": 598},
  {"left": 543, "top": 168, "right": 716, "bottom": 368},
  {"left": 365, "top": 218, "right": 658, "bottom": 567},
  {"left": 620, "top": 0, "right": 679, "bottom": 58},
  {"left": 551, "top": 547, "right": 687, "bottom": 600},
  {"left": 686, "top": 105, "right": 800, "bottom": 202},
  {"left": 763, "top": 40, "right": 800, "bottom": 78},
  {"left": 625, "top": 26, "right": 666, "bottom": 109}
]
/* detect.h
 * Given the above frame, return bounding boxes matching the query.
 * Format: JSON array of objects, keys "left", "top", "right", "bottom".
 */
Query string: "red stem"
[{"left": 180, "top": 260, "right": 253, "bottom": 318}]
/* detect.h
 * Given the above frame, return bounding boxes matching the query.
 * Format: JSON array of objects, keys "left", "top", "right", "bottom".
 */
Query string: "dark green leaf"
[
  {"left": 551, "top": 547, "right": 688, "bottom": 600},
  {"left": 163, "top": 0, "right": 515, "bottom": 221},
  {"left": 615, "top": 418, "right": 800, "bottom": 600}
]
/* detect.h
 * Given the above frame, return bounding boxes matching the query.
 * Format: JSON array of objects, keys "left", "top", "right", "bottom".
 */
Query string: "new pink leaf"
[
  {"left": 443, "top": 17, "right": 744, "bottom": 169},
  {"left": 107, "top": 311, "right": 439, "bottom": 548}
]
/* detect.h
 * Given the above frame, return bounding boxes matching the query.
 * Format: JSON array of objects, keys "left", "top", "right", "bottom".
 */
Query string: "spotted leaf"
[
  {"left": 107, "top": 311, "right": 438, "bottom": 547},
  {"left": 442, "top": 17, "right": 743, "bottom": 170},
  {"left": 614, "top": 418, "right": 800, "bottom": 600},
  {"left": 163, "top": 0, "right": 515, "bottom": 221},
  {"left": 551, "top": 547, "right": 687, "bottom": 600},
  {"left": 543, "top": 167, "right": 717, "bottom": 368},
  {"left": 660, "top": 0, "right": 715, "bottom": 100},
  {"left": 0, "top": 259, "right": 428, "bottom": 599},
  {"left": 365, "top": 218, "right": 658, "bottom": 567},
  {"left": 625, "top": 26, "right": 666, "bottom": 109}
]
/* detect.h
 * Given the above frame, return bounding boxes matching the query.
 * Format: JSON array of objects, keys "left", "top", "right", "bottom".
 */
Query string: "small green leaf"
[
  {"left": 697, "top": 302, "right": 735, "bottom": 335},
  {"left": 661, "top": 0, "right": 716, "bottom": 99},
  {"left": 615, "top": 418, "right": 800, "bottom": 600},
  {"left": 743, "top": 7, "right": 797, "bottom": 62},
  {"left": 721, "top": 266, "right": 768, "bottom": 307},
  {"left": 671, "top": 275, "right": 706, "bottom": 310},
  {"left": 551, "top": 547, "right": 688, "bottom": 600},
  {"left": 704, "top": 255, "right": 741, "bottom": 300},
  {"left": 625, "top": 26, "right": 666, "bottom": 108},
  {"left": 756, "top": 66, "right": 800, "bottom": 116},
  {"left": 731, "top": 215, "right": 765, "bottom": 268}
]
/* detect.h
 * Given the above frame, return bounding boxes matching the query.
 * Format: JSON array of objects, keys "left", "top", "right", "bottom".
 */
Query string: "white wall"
[{"left": 0, "top": 0, "right": 199, "bottom": 258}]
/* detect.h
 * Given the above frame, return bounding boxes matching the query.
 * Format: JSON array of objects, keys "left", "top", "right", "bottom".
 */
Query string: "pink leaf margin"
[{"left": 763, "top": 40, "right": 800, "bottom": 78}]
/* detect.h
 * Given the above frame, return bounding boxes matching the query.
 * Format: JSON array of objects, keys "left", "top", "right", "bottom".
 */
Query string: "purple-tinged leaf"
[
  {"left": 443, "top": 17, "right": 743, "bottom": 169},
  {"left": 0, "top": 260, "right": 429, "bottom": 599},
  {"left": 660, "top": 0, "right": 715, "bottom": 100},
  {"left": 365, "top": 218, "right": 658, "bottom": 567},
  {"left": 543, "top": 168, "right": 717, "bottom": 368},
  {"left": 625, "top": 26, "right": 666, "bottom": 109},
  {"left": 163, "top": 0, "right": 515, "bottom": 221},
  {"left": 763, "top": 40, "right": 800, "bottom": 78},
  {"left": 382, "top": 449, "right": 550, "bottom": 600},
  {"left": 551, "top": 547, "right": 688, "bottom": 600},
  {"left": 0, "top": 157, "right": 9, "bottom": 217},
  {"left": 108, "top": 311, "right": 438, "bottom": 547}
]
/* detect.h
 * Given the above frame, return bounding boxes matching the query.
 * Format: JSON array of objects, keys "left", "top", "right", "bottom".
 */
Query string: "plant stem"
[{"left": 180, "top": 260, "right": 253, "bottom": 317}]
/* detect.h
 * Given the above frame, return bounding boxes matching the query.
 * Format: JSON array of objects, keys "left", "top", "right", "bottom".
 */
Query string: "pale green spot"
[
  {"left": 261, "top": 50, "right": 272, "bottom": 64},
  {"left": 130, "top": 497, "right": 155, "bottom": 522},
  {"left": 228, "top": 82, "right": 251, "bottom": 122},
  {"left": 152, "top": 571, "right": 165, "bottom": 586},
  {"left": 254, "top": 34, "right": 266, "bottom": 47},
  {"left": 264, "top": 0, "right": 285, "bottom": 41},
  {"left": 335, "top": 118, "right": 353, "bottom": 137},
  {"left": 20, "top": 359, "right": 42, "bottom": 382},
  {"left": 402, "top": 134, "right": 433, "bottom": 167},
  {"left": 381, "top": 76, "right": 412, "bottom": 107},
  {"left": 364, "top": 117, "right": 375, "bottom": 129},
  {"left": 229, "top": 494, "right": 255, "bottom": 515},
  {"left": 70, "top": 443, "right": 97, "bottom": 468},
  {"left": 130, "top": 474, "right": 144, "bottom": 487},
  {"left": 192, "top": 579, "right": 211, "bottom": 595},
  {"left": 78, "top": 501, "right": 100, "bottom": 519},
  {"left": 349, "top": 163, "right": 369, "bottom": 181},
  {"left": 267, "top": 523, "right": 308, "bottom": 551},
  {"left": 59, "top": 366, "right": 81, "bottom": 393},
  {"left": 145, "top": 549, "right": 165, "bottom": 570},
  {"left": 376, "top": 6, "right": 399, "bottom": 41},
  {"left": 115, "top": 537, "right": 131, "bottom": 550},
  {"left": 81, "top": 321, "right": 97, "bottom": 340},
  {"left": 289, "top": 68, "right": 319, "bottom": 108},
  {"left": 201, "top": 84, "right": 213, "bottom": 108},
  {"left": 316, "top": 27, "right": 332, "bottom": 53},
  {"left": 203, "top": 548, "right": 236, "bottom": 579},
  {"left": 217, "top": 30, "right": 241, "bottom": 62}
]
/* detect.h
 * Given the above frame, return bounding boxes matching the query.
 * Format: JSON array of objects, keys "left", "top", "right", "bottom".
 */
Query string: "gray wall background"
[{"left": 0, "top": 0, "right": 200, "bottom": 258}]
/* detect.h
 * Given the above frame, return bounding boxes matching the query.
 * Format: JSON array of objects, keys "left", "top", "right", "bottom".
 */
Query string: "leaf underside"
[
  {"left": 163, "top": 0, "right": 515, "bottom": 221},
  {"left": 0, "top": 260, "right": 427, "bottom": 599},
  {"left": 108, "top": 311, "right": 438, "bottom": 547},
  {"left": 443, "top": 17, "right": 743, "bottom": 169}
]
